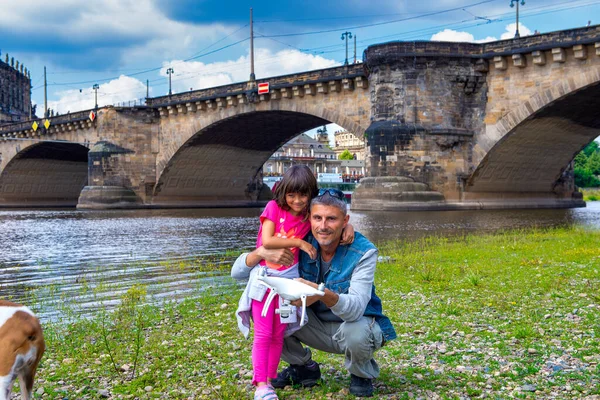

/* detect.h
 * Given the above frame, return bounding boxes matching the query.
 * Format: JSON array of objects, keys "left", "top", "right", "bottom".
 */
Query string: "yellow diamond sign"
[
  {"left": 32, "top": 121, "right": 38, "bottom": 131},
  {"left": 44, "top": 119, "right": 51, "bottom": 129}
]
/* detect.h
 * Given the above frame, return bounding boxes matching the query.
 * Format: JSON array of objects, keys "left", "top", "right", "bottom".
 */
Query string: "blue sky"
[{"left": 3, "top": 0, "right": 600, "bottom": 123}]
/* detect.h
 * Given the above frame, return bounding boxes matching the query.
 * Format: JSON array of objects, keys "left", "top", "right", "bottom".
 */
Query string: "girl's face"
[{"left": 285, "top": 192, "right": 310, "bottom": 215}]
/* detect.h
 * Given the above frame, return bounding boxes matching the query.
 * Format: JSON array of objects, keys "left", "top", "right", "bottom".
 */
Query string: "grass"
[
  {"left": 14, "top": 227, "right": 600, "bottom": 399},
  {"left": 580, "top": 187, "right": 600, "bottom": 201}
]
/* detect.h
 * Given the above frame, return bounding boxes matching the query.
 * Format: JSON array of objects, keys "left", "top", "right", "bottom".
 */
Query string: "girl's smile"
[{"left": 285, "top": 192, "right": 309, "bottom": 215}]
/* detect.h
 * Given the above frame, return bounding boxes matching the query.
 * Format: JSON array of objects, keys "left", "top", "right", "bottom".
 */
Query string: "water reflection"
[{"left": 1, "top": 202, "right": 599, "bottom": 320}]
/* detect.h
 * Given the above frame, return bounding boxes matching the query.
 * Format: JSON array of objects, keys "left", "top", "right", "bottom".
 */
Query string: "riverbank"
[
  {"left": 18, "top": 227, "right": 600, "bottom": 399},
  {"left": 581, "top": 188, "right": 600, "bottom": 201}
]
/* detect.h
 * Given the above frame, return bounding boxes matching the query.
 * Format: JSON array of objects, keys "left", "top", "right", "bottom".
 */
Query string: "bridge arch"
[
  {"left": 0, "top": 142, "right": 89, "bottom": 207},
  {"left": 467, "top": 66, "right": 600, "bottom": 196},
  {"left": 153, "top": 104, "right": 368, "bottom": 206}
]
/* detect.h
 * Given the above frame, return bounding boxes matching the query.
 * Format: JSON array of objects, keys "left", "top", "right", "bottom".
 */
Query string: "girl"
[{"left": 235, "top": 165, "right": 353, "bottom": 400}]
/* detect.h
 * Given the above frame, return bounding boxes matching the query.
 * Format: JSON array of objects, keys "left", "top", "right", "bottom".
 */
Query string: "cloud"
[
  {"left": 47, "top": 75, "right": 147, "bottom": 114},
  {"left": 430, "top": 23, "right": 532, "bottom": 43},
  {"left": 160, "top": 48, "right": 338, "bottom": 95},
  {"left": 0, "top": 0, "right": 236, "bottom": 70},
  {"left": 47, "top": 47, "right": 338, "bottom": 110},
  {"left": 500, "top": 23, "right": 533, "bottom": 40}
]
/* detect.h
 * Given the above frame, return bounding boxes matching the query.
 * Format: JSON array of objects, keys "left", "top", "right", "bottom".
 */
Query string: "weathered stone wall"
[
  {"left": 363, "top": 42, "right": 487, "bottom": 199},
  {"left": 0, "top": 54, "right": 32, "bottom": 124}
]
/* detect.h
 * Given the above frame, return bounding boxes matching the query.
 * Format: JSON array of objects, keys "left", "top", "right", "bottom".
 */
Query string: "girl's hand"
[
  {"left": 340, "top": 223, "right": 355, "bottom": 245},
  {"left": 299, "top": 241, "right": 317, "bottom": 260}
]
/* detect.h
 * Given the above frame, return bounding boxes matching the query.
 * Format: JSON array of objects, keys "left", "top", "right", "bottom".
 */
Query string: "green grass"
[
  {"left": 580, "top": 187, "right": 600, "bottom": 201},
  {"left": 16, "top": 227, "right": 600, "bottom": 399}
]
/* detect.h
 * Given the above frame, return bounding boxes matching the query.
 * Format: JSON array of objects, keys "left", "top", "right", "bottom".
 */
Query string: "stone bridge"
[{"left": 1, "top": 25, "right": 600, "bottom": 210}]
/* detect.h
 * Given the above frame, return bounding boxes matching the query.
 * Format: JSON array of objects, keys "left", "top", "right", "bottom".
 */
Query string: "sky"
[{"left": 3, "top": 0, "right": 600, "bottom": 142}]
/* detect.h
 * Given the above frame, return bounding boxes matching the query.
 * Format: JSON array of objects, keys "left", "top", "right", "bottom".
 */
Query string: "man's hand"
[
  {"left": 291, "top": 278, "right": 339, "bottom": 308},
  {"left": 255, "top": 246, "right": 295, "bottom": 266}
]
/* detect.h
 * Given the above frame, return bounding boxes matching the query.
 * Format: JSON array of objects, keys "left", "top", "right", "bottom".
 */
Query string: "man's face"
[{"left": 310, "top": 204, "right": 349, "bottom": 247}]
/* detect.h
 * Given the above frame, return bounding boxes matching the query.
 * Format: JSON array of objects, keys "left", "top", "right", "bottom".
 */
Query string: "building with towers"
[{"left": 0, "top": 51, "right": 33, "bottom": 125}]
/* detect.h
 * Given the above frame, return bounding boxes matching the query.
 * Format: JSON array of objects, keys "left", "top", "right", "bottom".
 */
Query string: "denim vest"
[{"left": 299, "top": 232, "right": 397, "bottom": 343}]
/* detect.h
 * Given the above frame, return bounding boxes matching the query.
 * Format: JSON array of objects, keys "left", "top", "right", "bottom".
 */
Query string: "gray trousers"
[{"left": 281, "top": 308, "right": 384, "bottom": 379}]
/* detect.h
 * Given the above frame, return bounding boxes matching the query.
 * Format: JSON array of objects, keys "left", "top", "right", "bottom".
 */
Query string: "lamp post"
[
  {"left": 510, "top": 0, "right": 525, "bottom": 38},
  {"left": 341, "top": 31, "right": 353, "bottom": 65},
  {"left": 166, "top": 67, "right": 174, "bottom": 96},
  {"left": 92, "top": 84, "right": 99, "bottom": 109}
]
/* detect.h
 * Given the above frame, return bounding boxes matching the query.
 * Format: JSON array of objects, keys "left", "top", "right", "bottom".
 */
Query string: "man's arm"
[
  {"left": 230, "top": 247, "right": 295, "bottom": 280},
  {"left": 294, "top": 248, "right": 378, "bottom": 322}
]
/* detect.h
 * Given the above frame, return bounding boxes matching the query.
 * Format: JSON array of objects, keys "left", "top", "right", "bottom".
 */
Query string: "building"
[
  {"left": 333, "top": 129, "right": 366, "bottom": 161},
  {"left": 263, "top": 132, "right": 341, "bottom": 177},
  {"left": 0, "top": 51, "right": 33, "bottom": 125}
]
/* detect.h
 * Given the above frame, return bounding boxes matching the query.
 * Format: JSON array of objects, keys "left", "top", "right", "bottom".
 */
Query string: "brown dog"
[{"left": 0, "top": 301, "right": 45, "bottom": 400}]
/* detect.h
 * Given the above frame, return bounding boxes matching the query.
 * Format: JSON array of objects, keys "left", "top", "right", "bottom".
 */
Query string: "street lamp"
[
  {"left": 510, "top": 0, "right": 525, "bottom": 38},
  {"left": 166, "top": 67, "right": 174, "bottom": 96},
  {"left": 341, "top": 31, "right": 353, "bottom": 65},
  {"left": 92, "top": 84, "right": 99, "bottom": 109}
]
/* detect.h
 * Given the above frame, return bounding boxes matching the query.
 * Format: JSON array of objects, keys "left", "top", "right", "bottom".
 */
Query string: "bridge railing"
[
  {"left": 146, "top": 63, "right": 366, "bottom": 108},
  {"left": 0, "top": 109, "right": 94, "bottom": 134}
]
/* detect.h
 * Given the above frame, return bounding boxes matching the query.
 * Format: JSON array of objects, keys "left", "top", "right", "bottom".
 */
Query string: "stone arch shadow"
[
  {"left": 467, "top": 69, "right": 600, "bottom": 198},
  {"left": 0, "top": 142, "right": 89, "bottom": 207},
  {"left": 152, "top": 108, "right": 367, "bottom": 207}
]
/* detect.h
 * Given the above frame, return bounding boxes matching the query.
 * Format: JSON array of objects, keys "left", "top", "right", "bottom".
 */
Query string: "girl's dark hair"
[{"left": 273, "top": 165, "right": 319, "bottom": 213}]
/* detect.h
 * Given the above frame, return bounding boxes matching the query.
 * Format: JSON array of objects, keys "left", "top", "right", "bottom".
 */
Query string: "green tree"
[
  {"left": 338, "top": 149, "right": 355, "bottom": 160},
  {"left": 574, "top": 151, "right": 588, "bottom": 169},
  {"left": 587, "top": 151, "right": 600, "bottom": 175},
  {"left": 583, "top": 141, "right": 599, "bottom": 157},
  {"left": 575, "top": 167, "right": 600, "bottom": 188}
]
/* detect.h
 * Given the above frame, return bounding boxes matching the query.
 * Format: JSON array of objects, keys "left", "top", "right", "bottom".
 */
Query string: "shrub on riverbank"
[
  {"left": 22, "top": 227, "right": 600, "bottom": 399},
  {"left": 581, "top": 188, "right": 600, "bottom": 201}
]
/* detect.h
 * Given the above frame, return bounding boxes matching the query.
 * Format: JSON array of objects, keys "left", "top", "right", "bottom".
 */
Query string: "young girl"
[{"left": 235, "top": 165, "right": 353, "bottom": 400}]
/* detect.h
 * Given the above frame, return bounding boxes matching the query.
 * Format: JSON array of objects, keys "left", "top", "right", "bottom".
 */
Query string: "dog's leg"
[{"left": 0, "top": 373, "right": 16, "bottom": 400}]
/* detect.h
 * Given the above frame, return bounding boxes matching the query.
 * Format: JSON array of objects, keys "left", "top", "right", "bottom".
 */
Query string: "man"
[{"left": 231, "top": 188, "right": 396, "bottom": 397}]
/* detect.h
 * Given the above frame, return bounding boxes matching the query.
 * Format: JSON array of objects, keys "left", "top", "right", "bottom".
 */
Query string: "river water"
[{"left": 1, "top": 202, "right": 599, "bottom": 321}]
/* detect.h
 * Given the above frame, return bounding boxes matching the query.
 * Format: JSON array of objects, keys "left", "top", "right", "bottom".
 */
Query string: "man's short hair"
[{"left": 310, "top": 191, "right": 347, "bottom": 216}]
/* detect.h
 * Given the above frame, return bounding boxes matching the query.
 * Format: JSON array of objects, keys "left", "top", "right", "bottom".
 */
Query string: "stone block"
[
  {"left": 226, "top": 96, "right": 237, "bottom": 107},
  {"left": 475, "top": 59, "right": 488, "bottom": 72},
  {"left": 595, "top": 42, "right": 600, "bottom": 56},
  {"left": 316, "top": 82, "right": 328, "bottom": 94},
  {"left": 532, "top": 51, "right": 546, "bottom": 65},
  {"left": 342, "top": 78, "right": 354, "bottom": 90},
  {"left": 304, "top": 84, "right": 316, "bottom": 96},
  {"left": 186, "top": 103, "right": 197, "bottom": 113},
  {"left": 329, "top": 80, "right": 341, "bottom": 92},
  {"left": 292, "top": 86, "right": 304, "bottom": 97},
  {"left": 493, "top": 56, "right": 507, "bottom": 70},
  {"left": 573, "top": 44, "right": 587, "bottom": 60},
  {"left": 355, "top": 76, "right": 368, "bottom": 89},
  {"left": 552, "top": 48, "right": 566, "bottom": 63}
]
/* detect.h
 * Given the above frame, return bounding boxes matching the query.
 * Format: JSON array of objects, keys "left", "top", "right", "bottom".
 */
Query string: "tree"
[
  {"left": 338, "top": 149, "right": 354, "bottom": 160},
  {"left": 575, "top": 167, "right": 600, "bottom": 187},
  {"left": 587, "top": 151, "right": 600, "bottom": 175},
  {"left": 583, "top": 141, "right": 599, "bottom": 157}
]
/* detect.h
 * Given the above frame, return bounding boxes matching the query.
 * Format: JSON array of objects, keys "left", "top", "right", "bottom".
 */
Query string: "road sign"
[
  {"left": 44, "top": 119, "right": 50, "bottom": 129},
  {"left": 258, "top": 82, "right": 269, "bottom": 95},
  {"left": 89, "top": 111, "right": 96, "bottom": 122},
  {"left": 32, "top": 121, "right": 38, "bottom": 131}
]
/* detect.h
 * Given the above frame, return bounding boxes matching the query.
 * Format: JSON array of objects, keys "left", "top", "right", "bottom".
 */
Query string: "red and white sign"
[
  {"left": 258, "top": 82, "right": 270, "bottom": 95},
  {"left": 89, "top": 111, "right": 96, "bottom": 122}
]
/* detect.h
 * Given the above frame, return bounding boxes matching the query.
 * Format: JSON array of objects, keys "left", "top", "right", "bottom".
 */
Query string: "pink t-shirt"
[{"left": 256, "top": 200, "right": 311, "bottom": 270}]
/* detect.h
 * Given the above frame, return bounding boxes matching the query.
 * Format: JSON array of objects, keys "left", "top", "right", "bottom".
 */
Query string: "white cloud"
[
  {"left": 48, "top": 75, "right": 147, "bottom": 114},
  {"left": 47, "top": 48, "right": 338, "bottom": 110},
  {"left": 430, "top": 23, "right": 532, "bottom": 44},
  {"left": 160, "top": 48, "right": 338, "bottom": 95},
  {"left": 500, "top": 23, "right": 533, "bottom": 40}
]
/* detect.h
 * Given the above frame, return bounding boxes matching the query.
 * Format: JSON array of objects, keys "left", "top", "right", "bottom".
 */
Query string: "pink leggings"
[{"left": 251, "top": 290, "right": 286, "bottom": 385}]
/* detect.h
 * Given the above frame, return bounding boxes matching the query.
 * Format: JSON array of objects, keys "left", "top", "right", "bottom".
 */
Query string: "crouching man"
[{"left": 231, "top": 189, "right": 396, "bottom": 397}]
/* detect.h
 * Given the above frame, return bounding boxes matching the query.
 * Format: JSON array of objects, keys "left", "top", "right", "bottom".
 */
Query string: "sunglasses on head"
[{"left": 317, "top": 188, "right": 345, "bottom": 200}]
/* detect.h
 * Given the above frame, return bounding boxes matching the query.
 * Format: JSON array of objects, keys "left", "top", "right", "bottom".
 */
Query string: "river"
[{"left": 1, "top": 202, "right": 599, "bottom": 321}]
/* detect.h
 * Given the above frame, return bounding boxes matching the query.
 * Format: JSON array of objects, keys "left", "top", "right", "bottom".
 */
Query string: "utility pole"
[
  {"left": 353, "top": 35, "right": 357, "bottom": 64},
  {"left": 510, "top": 0, "right": 525, "bottom": 38},
  {"left": 341, "top": 31, "right": 353, "bottom": 65},
  {"left": 249, "top": 8, "right": 255, "bottom": 81},
  {"left": 43, "top": 66, "right": 47, "bottom": 118},
  {"left": 167, "top": 67, "right": 174, "bottom": 96},
  {"left": 92, "top": 83, "right": 99, "bottom": 109},
  {"left": 146, "top": 79, "right": 149, "bottom": 99}
]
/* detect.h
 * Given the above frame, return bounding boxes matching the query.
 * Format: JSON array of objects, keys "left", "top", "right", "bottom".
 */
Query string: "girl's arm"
[
  {"left": 261, "top": 219, "right": 317, "bottom": 259},
  {"left": 340, "top": 222, "right": 355, "bottom": 245}
]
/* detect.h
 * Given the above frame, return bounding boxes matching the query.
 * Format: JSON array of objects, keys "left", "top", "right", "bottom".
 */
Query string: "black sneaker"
[
  {"left": 349, "top": 374, "right": 374, "bottom": 397},
  {"left": 270, "top": 363, "right": 321, "bottom": 388}
]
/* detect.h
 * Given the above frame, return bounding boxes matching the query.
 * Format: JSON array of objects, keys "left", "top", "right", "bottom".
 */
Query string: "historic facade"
[
  {"left": 0, "top": 52, "right": 33, "bottom": 125},
  {"left": 262, "top": 133, "right": 340, "bottom": 176},
  {"left": 333, "top": 129, "right": 366, "bottom": 161}
]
